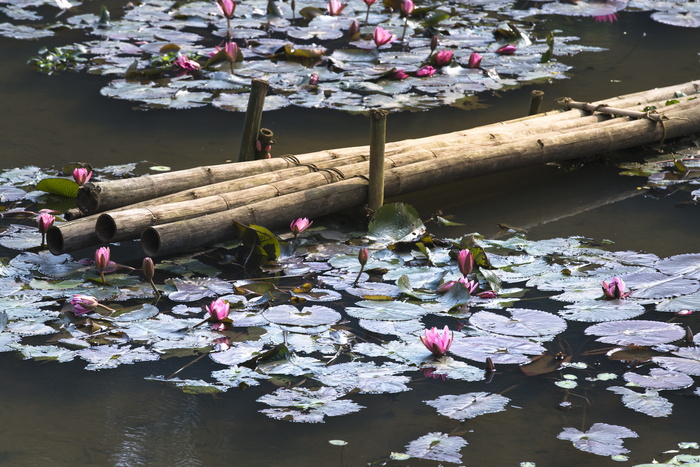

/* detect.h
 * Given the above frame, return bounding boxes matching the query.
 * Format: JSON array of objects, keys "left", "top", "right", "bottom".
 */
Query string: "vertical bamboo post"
[
  {"left": 368, "top": 109, "right": 388, "bottom": 214},
  {"left": 239, "top": 79, "right": 270, "bottom": 162},
  {"left": 528, "top": 90, "right": 545, "bottom": 116}
]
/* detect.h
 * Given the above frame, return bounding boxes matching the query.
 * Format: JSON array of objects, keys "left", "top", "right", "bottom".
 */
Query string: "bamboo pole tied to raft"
[
  {"left": 368, "top": 109, "right": 388, "bottom": 214},
  {"left": 239, "top": 79, "right": 270, "bottom": 162}
]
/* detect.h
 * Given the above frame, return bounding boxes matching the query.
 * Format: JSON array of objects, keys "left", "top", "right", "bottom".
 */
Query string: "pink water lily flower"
[
  {"left": 457, "top": 249, "right": 473, "bottom": 276},
  {"left": 602, "top": 277, "right": 631, "bottom": 299},
  {"left": 72, "top": 168, "right": 92, "bottom": 185},
  {"left": 174, "top": 54, "right": 201, "bottom": 71},
  {"left": 290, "top": 217, "right": 313, "bottom": 237},
  {"left": 416, "top": 65, "right": 436, "bottom": 77},
  {"left": 327, "top": 0, "right": 347, "bottom": 15},
  {"left": 71, "top": 294, "right": 99, "bottom": 316},
  {"left": 37, "top": 212, "right": 54, "bottom": 234},
  {"left": 373, "top": 27, "right": 396, "bottom": 48},
  {"left": 389, "top": 68, "right": 408, "bottom": 80},
  {"left": 207, "top": 299, "right": 230, "bottom": 321},
  {"left": 434, "top": 49, "right": 453, "bottom": 66},
  {"left": 216, "top": 0, "right": 235, "bottom": 18},
  {"left": 421, "top": 326, "right": 453, "bottom": 357},
  {"left": 436, "top": 277, "right": 478, "bottom": 295},
  {"left": 496, "top": 44, "right": 516, "bottom": 55},
  {"left": 467, "top": 52, "right": 482, "bottom": 68}
]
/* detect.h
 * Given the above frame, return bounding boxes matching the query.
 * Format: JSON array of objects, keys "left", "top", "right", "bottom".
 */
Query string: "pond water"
[{"left": 1, "top": 2, "right": 700, "bottom": 466}]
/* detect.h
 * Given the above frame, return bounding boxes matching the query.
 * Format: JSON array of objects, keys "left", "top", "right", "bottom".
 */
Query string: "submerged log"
[
  {"left": 139, "top": 95, "right": 700, "bottom": 256},
  {"left": 77, "top": 80, "right": 700, "bottom": 216}
]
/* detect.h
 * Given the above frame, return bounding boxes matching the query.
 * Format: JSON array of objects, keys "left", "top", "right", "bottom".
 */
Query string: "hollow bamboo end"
[
  {"left": 76, "top": 184, "right": 99, "bottom": 214},
  {"left": 95, "top": 214, "right": 117, "bottom": 243},
  {"left": 46, "top": 226, "right": 65, "bottom": 255},
  {"left": 141, "top": 228, "right": 161, "bottom": 257}
]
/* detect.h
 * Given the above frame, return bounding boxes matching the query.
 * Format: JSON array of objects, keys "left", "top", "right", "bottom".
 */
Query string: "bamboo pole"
[
  {"left": 75, "top": 80, "right": 700, "bottom": 215},
  {"left": 528, "top": 90, "right": 544, "bottom": 115},
  {"left": 141, "top": 178, "right": 369, "bottom": 257},
  {"left": 368, "top": 109, "right": 388, "bottom": 214},
  {"left": 239, "top": 79, "right": 269, "bottom": 162},
  {"left": 138, "top": 96, "right": 700, "bottom": 257}
]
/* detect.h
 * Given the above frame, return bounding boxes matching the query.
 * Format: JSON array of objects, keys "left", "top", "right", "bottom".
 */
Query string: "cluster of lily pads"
[
  {"left": 0, "top": 0, "right": 692, "bottom": 112},
  {"left": 1, "top": 162, "right": 700, "bottom": 463}
]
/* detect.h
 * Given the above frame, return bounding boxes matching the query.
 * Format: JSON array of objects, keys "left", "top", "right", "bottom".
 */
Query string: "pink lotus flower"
[
  {"left": 37, "top": 212, "right": 54, "bottom": 234},
  {"left": 434, "top": 49, "right": 453, "bottom": 66},
  {"left": 207, "top": 299, "right": 230, "bottom": 321},
  {"left": 174, "top": 54, "right": 201, "bottom": 71},
  {"left": 401, "top": 0, "right": 414, "bottom": 15},
  {"left": 416, "top": 65, "right": 436, "bottom": 77},
  {"left": 327, "top": 0, "right": 347, "bottom": 15},
  {"left": 216, "top": 0, "right": 235, "bottom": 18},
  {"left": 71, "top": 294, "right": 99, "bottom": 316},
  {"left": 389, "top": 68, "right": 408, "bottom": 80},
  {"left": 467, "top": 52, "right": 482, "bottom": 68},
  {"left": 420, "top": 325, "right": 453, "bottom": 357},
  {"left": 602, "top": 277, "right": 631, "bottom": 299},
  {"left": 72, "top": 168, "right": 92, "bottom": 185},
  {"left": 373, "top": 27, "right": 396, "bottom": 48},
  {"left": 496, "top": 44, "right": 516, "bottom": 55},
  {"left": 290, "top": 217, "right": 313, "bottom": 237},
  {"left": 594, "top": 13, "right": 618, "bottom": 23},
  {"left": 457, "top": 249, "right": 473, "bottom": 276}
]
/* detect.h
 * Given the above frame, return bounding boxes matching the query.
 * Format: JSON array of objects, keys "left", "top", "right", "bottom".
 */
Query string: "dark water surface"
[{"left": 1, "top": 5, "right": 699, "bottom": 467}]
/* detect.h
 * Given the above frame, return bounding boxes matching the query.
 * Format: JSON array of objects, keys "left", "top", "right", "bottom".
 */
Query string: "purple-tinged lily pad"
[
  {"left": 585, "top": 320, "right": 685, "bottom": 346},
  {"left": 607, "top": 386, "right": 673, "bottom": 418},
  {"left": 558, "top": 423, "right": 638, "bottom": 457},
  {"left": 450, "top": 334, "right": 546, "bottom": 364},
  {"left": 425, "top": 392, "right": 510, "bottom": 421},
  {"left": 620, "top": 270, "right": 699, "bottom": 299},
  {"left": 623, "top": 368, "right": 694, "bottom": 390},
  {"left": 404, "top": 432, "right": 468, "bottom": 464},
  {"left": 469, "top": 308, "right": 566, "bottom": 337},
  {"left": 652, "top": 347, "right": 700, "bottom": 376}
]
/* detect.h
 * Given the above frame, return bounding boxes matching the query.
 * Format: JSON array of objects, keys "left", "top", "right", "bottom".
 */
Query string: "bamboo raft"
[{"left": 47, "top": 80, "right": 700, "bottom": 257}]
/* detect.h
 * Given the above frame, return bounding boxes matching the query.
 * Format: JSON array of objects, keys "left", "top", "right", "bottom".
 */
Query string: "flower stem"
[{"left": 353, "top": 265, "right": 365, "bottom": 287}]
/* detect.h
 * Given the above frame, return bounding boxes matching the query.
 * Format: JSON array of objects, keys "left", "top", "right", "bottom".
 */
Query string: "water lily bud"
[
  {"left": 358, "top": 247, "right": 369, "bottom": 266},
  {"left": 72, "top": 168, "right": 92, "bottom": 186},
  {"left": 71, "top": 294, "right": 99, "bottom": 316},
  {"left": 602, "top": 277, "right": 631, "bottom": 299},
  {"left": 348, "top": 20, "right": 360, "bottom": 40},
  {"left": 430, "top": 35, "right": 439, "bottom": 52},
  {"left": 389, "top": 68, "right": 408, "bottom": 80},
  {"left": 95, "top": 246, "right": 110, "bottom": 273},
  {"left": 142, "top": 257, "right": 155, "bottom": 281},
  {"left": 401, "top": 0, "right": 414, "bottom": 16},
  {"left": 37, "top": 212, "right": 55, "bottom": 234},
  {"left": 467, "top": 52, "right": 482, "bottom": 68},
  {"left": 434, "top": 49, "right": 453, "bottom": 66},
  {"left": 496, "top": 44, "right": 516, "bottom": 55},
  {"left": 216, "top": 0, "right": 236, "bottom": 18},
  {"left": 309, "top": 73, "right": 319, "bottom": 85},
  {"left": 457, "top": 249, "right": 474, "bottom": 276}
]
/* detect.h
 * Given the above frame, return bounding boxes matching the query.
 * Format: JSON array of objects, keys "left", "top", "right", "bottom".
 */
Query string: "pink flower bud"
[
  {"left": 206, "top": 299, "right": 230, "bottom": 322},
  {"left": 216, "top": 0, "right": 235, "bottom": 18},
  {"left": 434, "top": 49, "right": 453, "bottom": 66},
  {"left": 72, "top": 168, "right": 92, "bottom": 186},
  {"left": 416, "top": 65, "right": 436, "bottom": 77},
  {"left": 467, "top": 52, "right": 482, "bottom": 68},
  {"left": 373, "top": 27, "right": 396, "bottom": 48},
  {"left": 496, "top": 44, "right": 516, "bottom": 55},
  {"left": 37, "top": 212, "right": 55, "bottom": 234},
  {"left": 95, "top": 246, "right": 110, "bottom": 274},
  {"left": 71, "top": 294, "right": 99, "bottom": 316},
  {"left": 290, "top": 218, "right": 313, "bottom": 236},
  {"left": 358, "top": 247, "right": 369, "bottom": 266}
]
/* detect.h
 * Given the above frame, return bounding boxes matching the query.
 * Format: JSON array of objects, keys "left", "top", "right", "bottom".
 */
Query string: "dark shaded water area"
[{"left": 1, "top": 4, "right": 700, "bottom": 467}]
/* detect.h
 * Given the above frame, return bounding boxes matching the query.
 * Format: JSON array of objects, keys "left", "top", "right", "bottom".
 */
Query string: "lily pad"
[
  {"left": 558, "top": 423, "right": 638, "bottom": 457},
  {"left": 404, "top": 432, "right": 468, "bottom": 464},
  {"left": 425, "top": 392, "right": 510, "bottom": 421},
  {"left": 469, "top": 308, "right": 567, "bottom": 337},
  {"left": 585, "top": 320, "right": 686, "bottom": 346}
]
